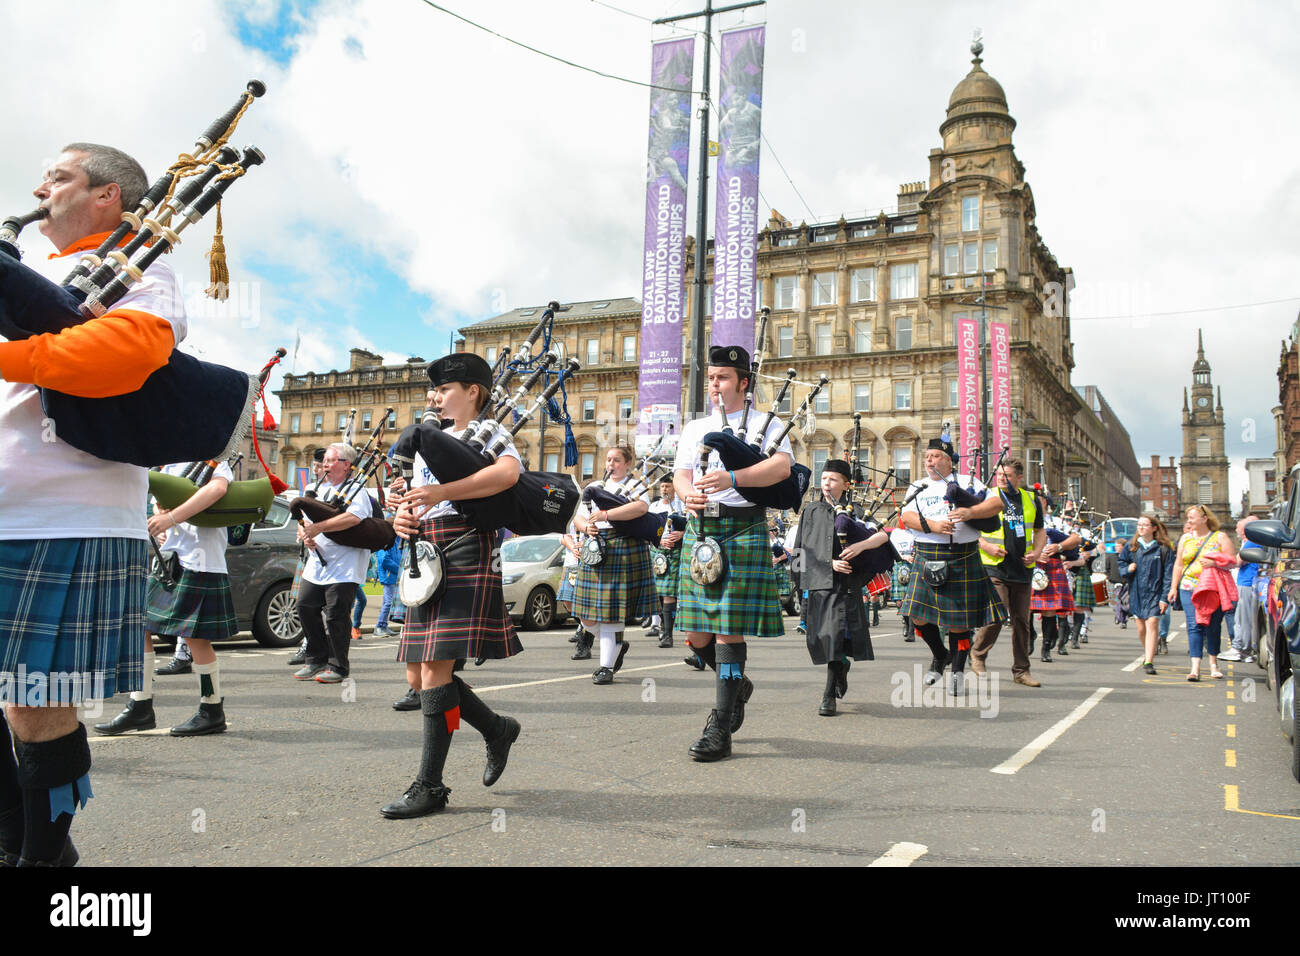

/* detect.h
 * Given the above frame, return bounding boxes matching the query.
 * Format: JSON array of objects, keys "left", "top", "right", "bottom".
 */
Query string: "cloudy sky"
[{"left": 4, "top": 0, "right": 1297, "bottom": 508}]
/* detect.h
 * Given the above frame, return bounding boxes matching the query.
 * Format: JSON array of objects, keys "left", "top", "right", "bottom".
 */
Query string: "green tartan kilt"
[
  {"left": 774, "top": 562, "right": 792, "bottom": 600},
  {"left": 675, "top": 513, "right": 785, "bottom": 638},
  {"left": 897, "top": 541, "right": 1006, "bottom": 633},
  {"left": 890, "top": 560, "right": 911, "bottom": 601},
  {"left": 1072, "top": 569, "right": 1098, "bottom": 609},
  {"left": 146, "top": 568, "right": 238, "bottom": 643},
  {"left": 653, "top": 545, "right": 682, "bottom": 600},
  {"left": 572, "top": 533, "right": 656, "bottom": 623}
]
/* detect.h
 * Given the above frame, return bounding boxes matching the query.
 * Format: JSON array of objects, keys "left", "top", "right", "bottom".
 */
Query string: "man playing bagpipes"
[
  {"left": 896, "top": 435, "right": 1007, "bottom": 698},
  {"left": 672, "top": 345, "right": 792, "bottom": 762},
  {"left": 0, "top": 144, "right": 189, "bottom": 865},
  {"left": 791, "top": 460, "right": 890, "bottom": 717}
]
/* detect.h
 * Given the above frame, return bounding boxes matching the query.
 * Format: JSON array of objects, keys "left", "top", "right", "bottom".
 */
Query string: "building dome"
[{"left": 940, "top": 41, "right": 1016, "bottom": 137}]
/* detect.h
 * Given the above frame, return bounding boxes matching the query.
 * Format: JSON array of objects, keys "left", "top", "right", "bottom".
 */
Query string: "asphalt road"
[{"left": 75, "top": 605, "right": 1299, "bottom": 867}]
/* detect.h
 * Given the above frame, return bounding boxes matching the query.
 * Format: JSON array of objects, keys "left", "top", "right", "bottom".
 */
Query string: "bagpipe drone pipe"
[
  {"left": 0, "top": 81, "right": 269, "bottom": 468},
  {"left": 832, "top": 495, "right": 900, "bottom": 578},
  {"left": 388, "top": 356, "right": 584, "bottom": 537},
  {"left": 288, "top": 412, "right": 398, "bottom": 552},
  {"left": 939, "top": 443, "right": 1011, "bottom": 534}
]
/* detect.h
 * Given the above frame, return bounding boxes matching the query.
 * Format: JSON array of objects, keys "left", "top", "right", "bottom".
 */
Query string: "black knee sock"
[
  {"left": 663, "top": 604, "right": 675, "bottom": 642},
  {"left": 695, "top": 640, "right": 717, "bottom": 672},
  {"left": 452, "top": 676, "right": 503, "bottom": 740},
  {"left": 1041, "top": 616, "right": 1058, "bottom": 649},
  {"left": 949, "top": 631, "right": 972, "bottom": 673},
  {"left": 917, "top": 623, "right": 947, "bottom": 663},
  {"left": 0, "top": 716, "right": 21, "bottom": 854},
  {"left": 714, "top": 642, "right": 747, "bottom": 727},
  {"left": 13, "top": 724, "right": 91, "bottom": 864},
  {"left": 824, "top": 663, "right": 840, "bottom": 697},
  {"left": 418, "top": 684, "right": 459, "bottom": 788},
  {"left": 1072, "top": 613, "right": 1085, "bottom": 639}
]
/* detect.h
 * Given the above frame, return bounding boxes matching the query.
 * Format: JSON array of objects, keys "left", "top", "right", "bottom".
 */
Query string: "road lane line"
[
  {"left": 867, "top": 842, "right": 928, "bottom": 867},
  {"left": 1224, "top": 784, "right": 1300, "bottom": 821},
  {"left": 471, "top": 661, "right": 687, "bottom": 694},
  {"left": 1122, "top": 656, "right": 1143, "bottom": 673},
  {"left": 1225, "top": 749, "right": 1236, "bottom": 767},
  {"left": 1227, "top": 705, "right": 1235, "bottom": 715},
  {"left": 1226, "top": 724, "right": 1236, "bottom": 738},
  {"left": 990, "top": 687, "right": 1113, "bottom": 775}
]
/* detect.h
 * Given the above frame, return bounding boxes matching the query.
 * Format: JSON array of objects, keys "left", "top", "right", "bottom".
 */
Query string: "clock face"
[{"left": 1196, "top": 397, "right": 1208, "bottom": 407}]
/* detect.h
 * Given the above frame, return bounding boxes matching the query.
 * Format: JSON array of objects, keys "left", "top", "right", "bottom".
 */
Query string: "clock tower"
[{"left": 1180, "top": 329, "right": 1231, "bottom": 521}]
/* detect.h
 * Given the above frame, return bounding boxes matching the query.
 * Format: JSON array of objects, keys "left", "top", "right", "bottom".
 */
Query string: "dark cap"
[
  {"left": 707, "top": 344, "right": 750, "bottom": 373},
  {"left": 427, "top": 352, "right": 493, "bottom": 390},
  {"left": 926, "top": 437, "right": 956, "bottom": 461},
  {"left": 312, "top": 448, "right": 326, "bottom": 462},
  {"left": 822, "top": 459, "right": 852, "bottom": 479}
]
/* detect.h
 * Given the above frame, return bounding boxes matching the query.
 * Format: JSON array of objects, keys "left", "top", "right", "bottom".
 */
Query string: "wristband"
[{"left": 729, "top": 470, "right": 737, "bottom": 489}]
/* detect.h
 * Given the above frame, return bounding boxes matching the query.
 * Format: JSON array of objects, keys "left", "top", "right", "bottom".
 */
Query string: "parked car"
[
  {"left": 1100, "top": 517, "right": 1139, "bottom": 581},
  {"left": 501, "top": 533, "right": 570, "bottom": 630},
  {"left": 1241, "top": 463, "right": 1300, "bottom": 783}
]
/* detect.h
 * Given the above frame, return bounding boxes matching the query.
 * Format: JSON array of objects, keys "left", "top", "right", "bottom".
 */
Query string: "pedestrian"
[
  {"left": 1166, "top": 505, "right": 1236, "bottom": 681},
  {"left": 1120, "top": 515, "right": 1174, "bottom": 674},
  {"left": 1221, "top": 516, "right": 1261, "bottom": 663}
]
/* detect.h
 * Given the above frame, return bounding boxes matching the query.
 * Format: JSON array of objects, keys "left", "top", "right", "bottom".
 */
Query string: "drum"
[
  {"left": 866, "top": 572, "right": 891, "bottom": 598},
  {"left": 1091, "top": 572, "right": 1110, "bottom": 604}
]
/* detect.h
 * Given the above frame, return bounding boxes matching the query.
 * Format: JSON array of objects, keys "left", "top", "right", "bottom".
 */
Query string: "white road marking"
[
  {"left": 471, "top": 662, "right": 687, "bottom": 693},
  {"left": 1121, "top": 657, "right": 1143, "bottom": 672},
  {"left": 90, "top": 728, "right": 178, "bottom": 743},
  {"left": 991, "top": 687, "right": 1113, "bottom": 775},
  {"left": 868, "top": 842, "right": 928, "bottom": 867}
]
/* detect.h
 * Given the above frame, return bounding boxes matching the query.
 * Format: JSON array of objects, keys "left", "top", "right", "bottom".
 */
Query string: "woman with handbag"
[
  {"left": 1166, "top": 505, "right": 1236, "bottom": 681},
  {"left": 1120, "top": 515, "right": 1174, "bottom": 675},
  {"left": 382, "top": 353, "right": 523, "bottom": 819}
]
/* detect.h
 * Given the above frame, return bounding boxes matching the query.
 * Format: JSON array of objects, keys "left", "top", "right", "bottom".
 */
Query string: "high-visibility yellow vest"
[{"left": 980, "top": 486, "right": 1037, "bottom": 567}]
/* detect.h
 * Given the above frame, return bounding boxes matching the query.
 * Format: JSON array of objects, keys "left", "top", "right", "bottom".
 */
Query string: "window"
[
  {"left": 1196, "top": 437, "right": 1210, "bottom": 457},
  {"left": 944, "top": 243, "right": 959, "bottom": 276},
  {"left": 411, "top": 408, "right": 422, "bottom": 425},
  {"left": 852, "top": 225, "right": 877, "bottom": 238},
  {"left": 813, "top": 228, "right": 836, "bottom": 243},
  {"left": 777, "top": 233, "right": 798, "bottom": 247},
  {"left": 815, "top": 323, "right": 832, "bottom": 355},
  {"left": 622, "top": 335, "right": 636, "bottom": 363},
  {"left": 581, "top": 453, "right": 595, "bottom": 481},
  {"left": 894, "top": 381, "right": 912, "bottom": 409},
  {"left": 854, "top": 321, "right": 872, "bottom": 352},
  {"left": 1068, "top": 476, "right": 1082, "bottom": 501},
  {"left": 964, "top": 241, "right": 979, "bottom": 275},
  {"left": 619, "top": 397, "right": 633, "bottom": 420},
  {"left": 313, "top": 413, "right": 323, "bottom": 433},
  {"left": 586, "top": 339, "right": 599, "bottom": 366},
  {"left": 854, "top": 384, "right": 871, "bottom": 412},
  {"left": 1027, "top": 448, "right": 1045, "bottom": 488},
  {"left": 893, "top": 448, "right": 911, "bottom": 485},
  {"left": 269, "top": 445, "right": 278, "bottom": 464},
  {"left": 582, "top": 399, "right": 596, "bottom": 422},
  {"left": 704, "top": 282, "right": 713, "bottom": 317},
  {"left": 544, "top": 453, "right": 559, "bottom": 472},
  {"left": 895, "top": 317, "right": 913, "bottom": 350},
  {"left": 851, "top": 268, "right": 876, "bottom": 302},
  {"left": 774, "top": 275, "right": 798, "bottom": 309},
  {"left": 485, "top": 346, "right": 498, "bottom": 364},
  {"left": 362, "top": 411, "right": 372, "bottom": 430},
  {"left": 812, "top": 271, "right": 836, "bottom": 306},
  {"left": 815, "top": 380, "right": 830, "bottom": 414},
  {"left": 1197, "top": 477, "right": 1212, "bottom": 504},
  {"left": 951, "top": 311, "right": 970, "bottom": 345},
  {"left": 777, "top": 391, "right": 792, "bottom": 415},
  {"left": 890, "top": 262, "right": 918, "bottom": 299},
  {"left": 812, "top": 449, "right": 829, "bottom": 482},
  {"left": 983, "top": 239, "right": 998, "bottom": 272},
  {"left": 755, "top": 281, "right": 764, "bottom": 310},
  {"left": 962, "top": 195, "right": 980, "bottom": 231},
  {"left": 337, "top": 412, "right": 349, "bottom": 431},
  {"left": 388, "top": 409, "right": 398, "bottom": 428},
  {"left": 778, "top": 326, "right": 794, "bottom": 358},
  {"left": 893, "top": 220, "right": 917, "bottom": 234},
  {"left": 290, "top": 414, "right": 301, "bottom": 434},
  {"left": 946, "top": 378, "right": 958, "bottom": 408}
]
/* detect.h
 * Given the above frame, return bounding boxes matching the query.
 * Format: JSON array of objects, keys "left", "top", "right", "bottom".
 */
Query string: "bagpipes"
[
  {"left": 0, "top": 80, "right": 269, "bottom": 468},
  {"left": 832, "top": 489, "right": 899, "bottom": 580},
  {"left": 288, "top": 410, "right": 398, "bottom": 554},
  {"left": 940, "top": 438, "right": 1010, "bottom": 534},
  {"left": 581, "top": 425, "right": 676, "bottom": 546}
]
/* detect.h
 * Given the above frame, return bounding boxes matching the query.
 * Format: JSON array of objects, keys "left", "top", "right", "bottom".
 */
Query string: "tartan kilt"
[
  {"left": 398, "top": 516, "right": 523, "bottom": 663},
  {"left": 145, "top": 568, "right": 237, "bottom": 643},
  {"left": 573, "top": 532, "right": 656, "bottom": 623},
  {"left": 653, "top": 545, "right": 682, "bottom": 601},
  {"left": 675, "top": 513, "right": 785, "bottom": 638},
  {"left": 0, "top": 538, "right": 147, "bottom": 703},
  {"left": 1031, "top": 557, "right": 1075, "bottom": 614},
  {"left": 897, "top": 541, "right": 1006, "bottom": 632},
  {"left": 557, "top": 565, "right": 578, "bottom": 605},
  {"left": 890, "top": 560, "right": 911, "bottom": 601},
  {"left": 291, "top": 553, "right": 306, "bottom": 600},
  {"left": 1072, "top": 568, "right": 1098, "bottom": 609},
  {"left": 774, "top": 561, "right": 792, "bottom": 600}
]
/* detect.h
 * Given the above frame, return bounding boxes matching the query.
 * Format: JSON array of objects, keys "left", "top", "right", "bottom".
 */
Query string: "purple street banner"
[
  {"left": 956, "top": 316, "right": 980, "bottom": 477},
  {"left": 710, "top": 24, "right": 766, "bottom": 353},
  {"left": 990, "top": 322, "right": 1011, "bottom": 461},
  {"left": 637, "top": 36, "right": 695, "bottom": 447}
]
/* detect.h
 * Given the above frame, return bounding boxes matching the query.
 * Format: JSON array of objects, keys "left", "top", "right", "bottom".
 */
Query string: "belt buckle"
[{"left": 704, "top": 501, "right": 721, "bottom": 518}]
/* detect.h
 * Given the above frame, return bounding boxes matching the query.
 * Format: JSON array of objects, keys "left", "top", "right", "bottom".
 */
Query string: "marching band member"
[
  {"left": 0, "top": 143, "right": 186, "bottom": 865},
  {"left": 897, "top": 435, "right": 1006, "bottom": 697},
  {"left": 1065, "top": 515, "right": 1101, "bottom": 648},
  {"left": 557, "top": 520, "right": 587, "bottom": 655},
  {"left": 649, "top": 476, "right": 686, "bottom": 650},
  {"left": 673, "top": 345, "right": 791, "bottom": 762},
  {"left": 287, "top": 449, "right": 327, "bottom": 669},
  {"left": 571, "top": 446, "right": 655, "bottom": 684},
  {"left": 792, "top": 461, "right": 888, "bottom": 716},
  {"left": 95, "top": 459, "right": 238, "bottom": 736},
  {"left": 382, "top": 353, "right": 523, "bottom": 819},
  {"left": 1031, "top": 502, "right": 1080, "bottom": 663},
  {"left": 889, "top": 524, "right": 917, "bottom": 641}
]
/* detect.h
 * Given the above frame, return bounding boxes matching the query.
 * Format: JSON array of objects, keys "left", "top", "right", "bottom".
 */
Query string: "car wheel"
[
  {"left": 524, "top": 586, "right": 555, "bottom": 631},
  {"left": 253, "top": 580, "right": 303, "bottom": 648}
]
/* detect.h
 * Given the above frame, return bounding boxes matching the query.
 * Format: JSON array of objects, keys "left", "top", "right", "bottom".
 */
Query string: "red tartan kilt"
[
  {"left": 1031, "top": 557, "right": 1075, "bottom": 614},
  {"left": 397, "top": 515, "right": 523, "bottom": 663}
]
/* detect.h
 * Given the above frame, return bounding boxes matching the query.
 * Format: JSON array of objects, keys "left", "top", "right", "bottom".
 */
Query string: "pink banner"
[
  {"left": 991, "top": 322, "right": 1011, "bottom": 462},
  {"left": 956, "top": 316, "right": 980, "bottom": 477}
]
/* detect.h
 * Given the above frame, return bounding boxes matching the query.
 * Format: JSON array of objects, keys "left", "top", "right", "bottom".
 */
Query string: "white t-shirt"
[
  {"left": 302, "top": 478, "right": 374, "bottom": 586},
  {"left": 889, "top": 526, "right": 916, "bottom": 560},
  {"left": 902, "top": 472, "right": 989, "bottom": 545},
  {"left": 672, "top": 406, "right": 793, "bottom": 507},
  {"left": 417, "top": 421, "right": 523, "bottom": 521},
  {"left": 157, "top": 461, "right": 234, "bottom": 574},
  {"left": 0, "top": 246, "right": 187, "bottom": 540}
]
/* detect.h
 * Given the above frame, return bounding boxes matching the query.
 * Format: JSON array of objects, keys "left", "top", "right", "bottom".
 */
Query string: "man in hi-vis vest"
[{"left": 971, "top": 459, "right": 1046, "bottom": 687}]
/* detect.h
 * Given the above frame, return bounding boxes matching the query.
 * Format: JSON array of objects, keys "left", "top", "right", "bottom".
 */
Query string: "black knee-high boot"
[
  {"left": 1055, "top": 615, "right": 1070, "bottom": 655},
  {"left": 453, "top": 676, "right": 520, "bottom": 788},
  {"left": 13, "top": 724, "right": 90, "bottom": 866},
  {"left": 689, "top": 642, "right": 746, "bottom": 761},
  {"left": 917, "top": 623, "right": 948, "bottom": 678},
  {"left": 0, "top": 715, "right": 22, "bottom": 864},
  {"left": 1071, "top": 612, "right": 1084, "bottom": 648},
  {"left": 819, "top": 663, "right": 839, "bottom": 716},
  {"left": 1040, "top": 616, "right": 1057, "bottom": 662},
  {"left": 660, "top": 603, "right": 675, "bottom": 648},
  {"left": 381, "top": 683, "right": 457, "bottom": 818}
]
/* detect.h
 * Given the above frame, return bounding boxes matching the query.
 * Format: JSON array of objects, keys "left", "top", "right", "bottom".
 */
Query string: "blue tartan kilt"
[
  {"left": 890, "top": 560, "right": 911, "bottom": 601},
  {"left": 898, "top": 541, "right": 1006, "bottom": 633},
  {"left": 557, "top": 565, "right": 578, "bottom": 604},
  {"left": 0, "top": 538, "right": 147, "bottom": 703},
  {"left": 146, "top": 568, "right": 238, "bottom": 643},
  {"left": 291, "top": 553, "right": 306, "bottom": 600},
  {"left": 1072, "top": 568, "right": 1098, "bottom": 609},
  {"left": 1031, "top": 556, "right": 1075, "bottom": 614},
  {"left": 653, "top": 545, "right": 681, "bottom": 601},
  {"left": 572, "top": 532, "right": 656, "bottom": 624},
  {"left": 675, "top": 513, "right": 785, "bottom": 638}
]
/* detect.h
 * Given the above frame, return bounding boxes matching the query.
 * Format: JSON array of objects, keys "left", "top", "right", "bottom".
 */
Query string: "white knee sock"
[
  {"left": 195, "top": 660, "right": 222, "bottom": 704},
  {"left": 599, "top": 624, "right": 620, "bottom": 668},
  {"left": 651, "top": 614, "right": 662, "bottom": 628},
  {"left": 131, "top": 650, "right": 155, "bottom": 702}
]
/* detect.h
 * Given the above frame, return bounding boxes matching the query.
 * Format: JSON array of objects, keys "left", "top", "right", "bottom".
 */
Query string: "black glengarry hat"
[
  {"left": 708, "top": 344, "right": 751, "bottom": 372},
  {"left": 926, "top": 436, "right": 956, "bottom": 461},
  {"left": 428, "top": 352, "right": 493, "bottom": 390},
  {"left": 822, "top": 459, "right": 852, "bottom": 479}
]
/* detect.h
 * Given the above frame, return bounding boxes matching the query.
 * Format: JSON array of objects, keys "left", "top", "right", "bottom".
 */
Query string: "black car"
[{"left": 222, "top": 496, "right": 304, "bottom": 647}]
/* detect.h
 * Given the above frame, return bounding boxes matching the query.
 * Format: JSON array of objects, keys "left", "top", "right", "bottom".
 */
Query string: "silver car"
[
  {"left": 223, "top": 496, "right": 304, "bottom": 647},
  {"left": 500, "top": 533, "right": 570, "bottom": 630}
]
